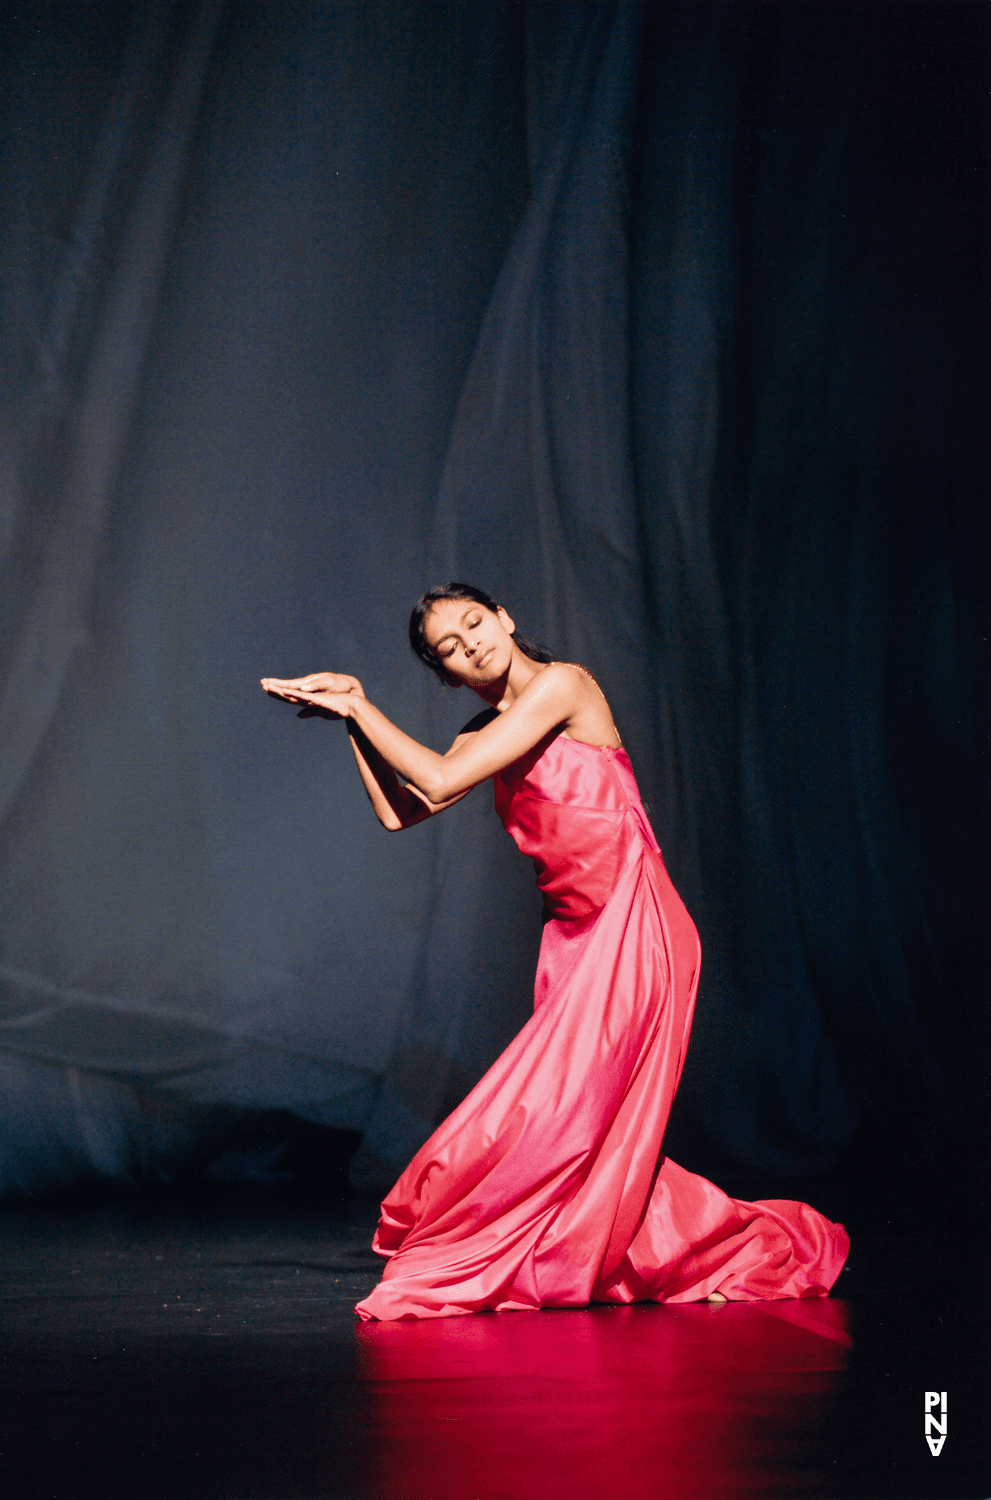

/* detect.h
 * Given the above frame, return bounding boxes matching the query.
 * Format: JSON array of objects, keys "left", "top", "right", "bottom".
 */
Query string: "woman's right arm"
[{"left": 263, "top": 672, "right": 477, "bottom": 831}]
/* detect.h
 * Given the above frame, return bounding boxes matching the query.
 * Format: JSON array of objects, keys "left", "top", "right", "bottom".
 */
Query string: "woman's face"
[{"left": 422, "top": 599, "right": 517, "bottom": 687}]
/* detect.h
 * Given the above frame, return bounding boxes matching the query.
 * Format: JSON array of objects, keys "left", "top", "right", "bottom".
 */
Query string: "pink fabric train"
[{"left": 356, "top": 735, "right": 848, "bottom": 1320}]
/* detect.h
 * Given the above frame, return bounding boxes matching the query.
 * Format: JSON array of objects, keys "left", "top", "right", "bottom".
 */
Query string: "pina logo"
[{"left": 925, "top": 1391, "right": 947, "bottom": 1456}]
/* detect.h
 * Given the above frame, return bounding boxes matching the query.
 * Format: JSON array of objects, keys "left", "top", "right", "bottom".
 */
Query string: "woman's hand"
[{"left": 260, "top": 672, "right": 365, "bottom": 719}]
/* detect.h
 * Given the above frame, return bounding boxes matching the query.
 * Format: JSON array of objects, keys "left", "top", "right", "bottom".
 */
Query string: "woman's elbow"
[
  {"left": 419, "top": 771, "right": 452, "bottom": 805},
  {"left": 374, "top": 804, "right": 404, "bottom": 832}
]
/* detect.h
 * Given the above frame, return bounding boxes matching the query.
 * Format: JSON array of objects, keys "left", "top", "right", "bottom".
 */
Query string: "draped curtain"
[{"left": 0, "top": 0, "right": 985, "bottom": 1194}]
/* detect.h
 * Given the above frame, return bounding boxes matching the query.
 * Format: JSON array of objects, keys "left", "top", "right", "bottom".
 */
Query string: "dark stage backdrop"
[{"left": 0, "top": 1, "right": 986, "bottom": 1196}]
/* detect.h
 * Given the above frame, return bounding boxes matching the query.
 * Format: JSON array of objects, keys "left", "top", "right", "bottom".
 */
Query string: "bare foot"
[{"left": 706, "top": 1291, "right": 728, "bottom": 1303}]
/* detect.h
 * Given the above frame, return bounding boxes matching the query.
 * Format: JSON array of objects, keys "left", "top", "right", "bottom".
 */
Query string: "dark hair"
[{"left": 409, "top": 583, "right": 555, "bottom": 686}]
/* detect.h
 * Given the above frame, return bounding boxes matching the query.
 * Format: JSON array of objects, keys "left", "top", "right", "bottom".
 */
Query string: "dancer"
[{"left": 262, "top": 584, "right": 848, "bottom": 1320}]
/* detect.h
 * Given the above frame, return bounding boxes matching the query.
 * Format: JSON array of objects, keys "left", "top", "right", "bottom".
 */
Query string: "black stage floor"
[{"left": 1, "top": 1173, "right": 987, "bottom": 1500}]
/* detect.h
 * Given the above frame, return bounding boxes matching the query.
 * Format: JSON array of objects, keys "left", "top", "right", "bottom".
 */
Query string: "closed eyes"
[{"left": 439, "top": 617, "right": 482, "bottom": 658}]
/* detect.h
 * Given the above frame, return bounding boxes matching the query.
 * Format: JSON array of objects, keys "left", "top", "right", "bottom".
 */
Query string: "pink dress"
[{"left": 355, "top": 735, "right": 849, "bottom": 1320}]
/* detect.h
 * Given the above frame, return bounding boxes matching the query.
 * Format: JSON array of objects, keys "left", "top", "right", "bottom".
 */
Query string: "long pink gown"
[{"left": 355, "top": 735, "right": 849, "bottom": 1320}]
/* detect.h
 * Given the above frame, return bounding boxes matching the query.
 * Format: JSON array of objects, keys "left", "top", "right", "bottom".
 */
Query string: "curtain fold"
[{"left": 0, "top": 0, "right": 227, "bottom": 820}]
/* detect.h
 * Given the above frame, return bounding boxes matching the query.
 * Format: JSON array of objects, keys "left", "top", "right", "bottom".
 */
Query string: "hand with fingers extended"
[{"left": 260, "top": 672, "right": 365, "bottom": 719}]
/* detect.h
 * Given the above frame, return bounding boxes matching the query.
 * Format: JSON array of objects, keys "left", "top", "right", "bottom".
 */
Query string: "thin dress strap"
[{"left": 558, "top": 661, "right": 623, "bottom": 749}]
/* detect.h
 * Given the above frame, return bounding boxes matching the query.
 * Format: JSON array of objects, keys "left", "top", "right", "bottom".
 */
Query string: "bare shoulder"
[
  {"left": 539, "top": 660, "right": 620, "bottom": 744},
  {"left": 522, "top": 660, "right": 574, "bottom": 687},
  {"left": 526, "top": 661, "right": 598, "bottom": 700},
  {"left": 509, "top": 662, "right": 600, "bottom": 721}
]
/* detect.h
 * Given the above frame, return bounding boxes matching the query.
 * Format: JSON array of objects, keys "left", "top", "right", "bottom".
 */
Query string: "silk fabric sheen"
[{"left": 356, "top": 737, "right": 848, "bottom": 1320}]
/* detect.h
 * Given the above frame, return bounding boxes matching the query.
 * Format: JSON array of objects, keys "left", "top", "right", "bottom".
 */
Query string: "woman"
[{"left": 262, "top": 584, "right": 849, "bottom": 1320}]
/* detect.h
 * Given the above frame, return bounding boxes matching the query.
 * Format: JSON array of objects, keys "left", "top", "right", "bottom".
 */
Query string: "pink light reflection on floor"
[{"left": 355, "top": 1298, "right": 851, "bottom": 1499}]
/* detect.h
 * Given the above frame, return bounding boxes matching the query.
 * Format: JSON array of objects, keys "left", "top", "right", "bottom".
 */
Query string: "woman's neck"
[{"left": 472, "top": 651, "right": 548, "bottom": 712}]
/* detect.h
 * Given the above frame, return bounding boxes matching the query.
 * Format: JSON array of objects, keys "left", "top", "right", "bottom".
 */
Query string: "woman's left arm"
[{"left": 277, "top": 665, "right": 580, "bottom": 803}]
